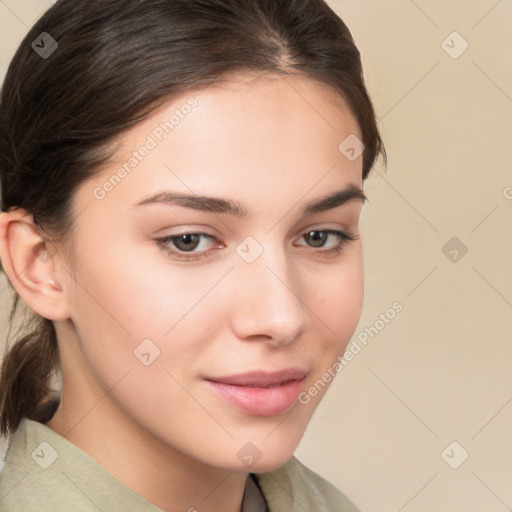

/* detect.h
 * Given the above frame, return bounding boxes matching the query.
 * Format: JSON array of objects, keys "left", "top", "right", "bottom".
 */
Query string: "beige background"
[{"left": 1, "top": 1, "right": 512, "bottom": 511}]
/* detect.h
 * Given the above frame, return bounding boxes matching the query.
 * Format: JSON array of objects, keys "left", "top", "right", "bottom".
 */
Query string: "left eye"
[
  {"left": 302, "top": 229, "right": 356, "bottom": 249},
  {"left": 300, "top": 230, "right": 349, "bottom": 248},
  {"left": 165, "top": 232, "right": 213, "bottom": 252}
]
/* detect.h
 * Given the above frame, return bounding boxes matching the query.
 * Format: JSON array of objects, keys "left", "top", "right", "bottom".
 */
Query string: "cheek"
[
  {"left": 296, "top": 255, "right": 363, "bottom": 410},
  {"left": 314, "top": 252, "right": 364, "bottom": 343},
  {"left": 68, "top": 236, "right": 196, "bottom": 337},
  {"left": 65, "top": 244, "right": 224, "bottom": 375}
]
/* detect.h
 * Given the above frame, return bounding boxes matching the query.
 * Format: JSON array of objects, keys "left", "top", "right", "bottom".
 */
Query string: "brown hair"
[{"left": 0, "top": 0, "right": 385, "bottom": 440}]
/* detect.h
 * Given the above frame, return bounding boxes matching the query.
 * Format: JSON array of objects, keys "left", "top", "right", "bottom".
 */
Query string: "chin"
[
  {"left": 245, "top": 453, "right": 296, "bottom": 473},
  {"left": 226, "top": 432, "right": 305, "bottom": 474},
  {"left": 222, "top": 452, "right": 296, "bottom": 474}
]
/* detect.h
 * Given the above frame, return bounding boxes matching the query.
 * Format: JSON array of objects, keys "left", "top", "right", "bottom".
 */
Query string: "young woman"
[{"left": 0, "top": 0, "right": 385, "bottom": 510}]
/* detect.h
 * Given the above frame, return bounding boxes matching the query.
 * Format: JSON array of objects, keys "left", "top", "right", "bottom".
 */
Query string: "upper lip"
[{"left": 205, "top": 368, "right": 307, "bottom": 387}]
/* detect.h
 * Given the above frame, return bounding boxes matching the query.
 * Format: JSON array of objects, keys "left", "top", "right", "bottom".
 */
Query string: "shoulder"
[
  {"left": 254, "top": 455, "right": 362, "bottom": 512},
  {"left": 0, "top": 418, "right": 162, "bottom": 511}
]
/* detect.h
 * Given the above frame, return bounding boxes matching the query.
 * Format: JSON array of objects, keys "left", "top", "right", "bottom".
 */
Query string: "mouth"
[{"left": 204, "top": 368, "right": 307, "bottom": 417}]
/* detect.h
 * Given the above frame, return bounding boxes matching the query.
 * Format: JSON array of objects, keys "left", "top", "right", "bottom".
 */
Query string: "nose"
[{"left": 229, "top": 245, "right": 309, "bottom": 346}]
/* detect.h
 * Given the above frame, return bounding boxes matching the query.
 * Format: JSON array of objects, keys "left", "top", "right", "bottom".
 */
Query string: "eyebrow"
[{"left": 134, "top": 183, "right": 366, "bottom": 218}]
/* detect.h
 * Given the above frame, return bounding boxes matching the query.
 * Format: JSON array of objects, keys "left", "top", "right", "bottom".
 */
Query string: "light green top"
[{"left": 0, "top": 418, "right": 361, "bottom": 511}]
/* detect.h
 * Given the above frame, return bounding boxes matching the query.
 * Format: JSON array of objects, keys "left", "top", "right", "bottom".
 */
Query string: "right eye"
[{"left": 155, "top": 231, "right": 222, "bottom": 261}]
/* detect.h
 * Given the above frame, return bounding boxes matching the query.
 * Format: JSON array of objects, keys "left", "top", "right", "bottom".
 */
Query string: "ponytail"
[{"left": 0, "top": 293, "right": 61, "bottom": 441}]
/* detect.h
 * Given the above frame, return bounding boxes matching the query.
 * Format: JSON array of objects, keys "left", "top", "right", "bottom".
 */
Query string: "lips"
[
  {"left": 204, "top": 368, "right": 307, "bottom": 416},
  {"left": 206, "top": 368, "right": 306, "bottom": 387}
]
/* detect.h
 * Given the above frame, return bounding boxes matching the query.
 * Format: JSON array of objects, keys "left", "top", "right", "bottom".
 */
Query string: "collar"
[{"left": 242, "top": 473, "right": 268, "bottom": 512}]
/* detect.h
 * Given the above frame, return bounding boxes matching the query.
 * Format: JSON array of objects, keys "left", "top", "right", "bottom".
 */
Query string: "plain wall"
[{"left": 1, "top": 1, "right": 511, "bottom": 511}]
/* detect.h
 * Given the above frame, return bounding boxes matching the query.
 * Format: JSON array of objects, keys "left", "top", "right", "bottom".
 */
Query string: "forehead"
[
  {"left": 75, "top": 71, "right": 363, "bottom": 218},
  {"left": 116, "top": 70, "right": 360, "bottom": 155}
]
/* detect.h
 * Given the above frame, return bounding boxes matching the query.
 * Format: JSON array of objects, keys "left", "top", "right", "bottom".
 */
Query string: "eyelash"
[{"left": 155, "top": 229, "right": 358, "bottom": 262}]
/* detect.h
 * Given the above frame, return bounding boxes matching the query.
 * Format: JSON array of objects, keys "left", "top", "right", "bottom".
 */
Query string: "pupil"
[
  {"left": 307, "top": 231, "right": 326, "bottom": 247},
  {"left": 176, "top": 234, "right": 199, "bottom": 251}
]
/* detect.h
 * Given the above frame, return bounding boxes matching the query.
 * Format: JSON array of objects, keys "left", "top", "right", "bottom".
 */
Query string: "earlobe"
[{"left": 0, "top": 210, "right": 71, "bottom": 321}]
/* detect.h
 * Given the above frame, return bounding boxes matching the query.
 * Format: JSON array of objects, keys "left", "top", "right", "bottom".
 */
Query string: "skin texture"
[{"left": 0, "top": 71, "right": 365, "bottom": 512}]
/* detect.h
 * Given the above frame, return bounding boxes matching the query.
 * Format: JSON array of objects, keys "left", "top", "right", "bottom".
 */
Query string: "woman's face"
[{"left": 56, "top": 72, "right": 365, "bottom": 472}]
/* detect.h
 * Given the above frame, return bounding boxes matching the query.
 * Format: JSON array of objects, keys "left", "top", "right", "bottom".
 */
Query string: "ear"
[{"left": 0, "top": 209, "right": 71, "bottom": 321}]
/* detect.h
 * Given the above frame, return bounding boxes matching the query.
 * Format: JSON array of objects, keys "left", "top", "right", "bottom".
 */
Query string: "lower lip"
[{"left": 204, "top": 379, "right": 305, "bottom": 417}]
